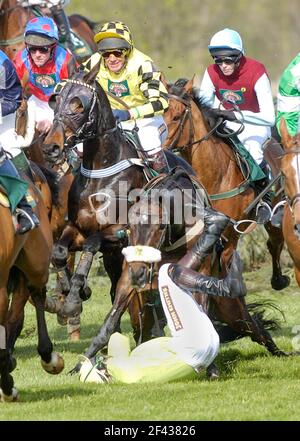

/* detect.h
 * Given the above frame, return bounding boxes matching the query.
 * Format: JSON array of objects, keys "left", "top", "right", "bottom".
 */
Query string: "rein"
[{"left": 166, "top": 93, "right": 226, "bottom": 152}]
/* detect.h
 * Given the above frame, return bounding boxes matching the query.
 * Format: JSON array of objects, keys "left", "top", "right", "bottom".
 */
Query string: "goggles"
[
  {"left": 27, "top": 45, "right": 54, "bottom": 54},
  {"left": 213, "top": 55, "right": 240, "bottom": 65},
  {"left": 101, "top": 49, "right": 127, "bottom": 59}
]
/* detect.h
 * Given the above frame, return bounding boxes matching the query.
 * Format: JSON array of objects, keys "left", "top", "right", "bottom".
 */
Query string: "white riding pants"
[
  {"left": 225, "top": 121, "right": 271, "bottom": 165},
  {"left": 0, "top": 113, "right": 22, "bottom": 157},
  {"left": 120, "top": 115, "right": 168, "bottom": 156},
  {"left": 158, "top": 263, "right": 220, "bottom": 370}
]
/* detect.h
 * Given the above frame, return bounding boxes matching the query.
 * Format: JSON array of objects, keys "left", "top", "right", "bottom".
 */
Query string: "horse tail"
[
  {"left": 7, "top": 267, "right": 21, "bottom": 294},
  {"left": 31, "top": 162, "right": 60, "bottom": 207},
  {"left": 214, "top": 300, "right": 284, "bottom": 344}
]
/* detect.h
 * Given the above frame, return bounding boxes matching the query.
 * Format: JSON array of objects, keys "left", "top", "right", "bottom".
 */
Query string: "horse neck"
[
  {"left": 0, "top": 1, "right": 29, "bottom": 55},
  {"left": 186, "top": 102, "right": 243, "bottom": 194}
]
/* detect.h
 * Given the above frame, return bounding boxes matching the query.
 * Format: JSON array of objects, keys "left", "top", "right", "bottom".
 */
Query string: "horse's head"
[
  {"left": 123, "top": 191, "right": 168, "bottom": 289},
  {"left": 163, "top": 78, "right": 195, "bottom": 152},
  {"left": 43, "top": 61, "right": 115, "bottom": 164},
  {"left": 280, "top": 118, "right": 300, "bottom": 237}
]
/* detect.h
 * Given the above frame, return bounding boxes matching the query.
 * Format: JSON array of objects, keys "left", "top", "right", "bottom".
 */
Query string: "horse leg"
[
  {"left": 6, "top": 274, "right": 30, "bottom": 365},
  {"left": 264, "top": 222, "right": 290, "bottom": 290},
  {"left": 62, "top": 233, "right": 102, "bottom": 317},
  {"left": 212, "top": 297, "right": 286, "bottom": 356},
  {"left": 29, "top": 286, "right": 64, "bottom": 374},
  {"left": 69, "top": 270, "right": 135, "bottom": 374},
  {"left": 103, "top": 250, "right": 125, "bottom": 333},
  {"left": 0, "top": 286, "right": 18, "bottom": 402}
]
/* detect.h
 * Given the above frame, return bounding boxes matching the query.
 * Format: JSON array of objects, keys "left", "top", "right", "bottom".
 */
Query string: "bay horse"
[
  {"left": 117, "top": 171, "right": 289, "bottom": 369},
  {"left": 279, "top": 118, "right": 300, "bottom": 287},
  {"left": 163, "top": 78, "right": 289, "bottom": 293},
  {"left": 42, "top": 61, "right": 196, "bottom": 369},
  {"left": 0, "top": 175, "right": 64, "bottom": 402},
  {"left": 0, "top": 0, "right": 97, "bottom": 61}
]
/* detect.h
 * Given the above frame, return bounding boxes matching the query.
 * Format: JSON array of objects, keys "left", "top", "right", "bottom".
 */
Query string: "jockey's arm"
[
  {"left": 0, "top": 61, "right": 22, "bottom": 117},
  {"left": 128, "top": 61, "right": 169, "bottom": 119}
]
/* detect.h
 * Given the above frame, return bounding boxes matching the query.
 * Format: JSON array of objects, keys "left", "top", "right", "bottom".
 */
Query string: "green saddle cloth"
[
  {"left": 228, "top": 134, "right": 265, "bottom": 182},
  {"left": 0, "top": 175, "right": 28, "bottom": 212}
]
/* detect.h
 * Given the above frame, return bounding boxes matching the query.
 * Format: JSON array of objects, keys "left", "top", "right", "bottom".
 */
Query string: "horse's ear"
[
  {"left": 84, "top": 59, "right": 101, "bottom": 84},
  {"left": 183, "top": 77, "right": 194, "bottom": 94},
  {"left": 280, "top": 118, "right": 292, "bottom": 150}
]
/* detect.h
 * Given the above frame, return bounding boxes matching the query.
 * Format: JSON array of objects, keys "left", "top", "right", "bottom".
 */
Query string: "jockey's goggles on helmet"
[
  {"left": 27, "top": 44, "right": 55, "bottom": 54},
  {"left": 213, "top": 55, "right": 240, "bottom": 65},
  {"left": 101, "top": 49, "right": 127, "bottom": 59}
]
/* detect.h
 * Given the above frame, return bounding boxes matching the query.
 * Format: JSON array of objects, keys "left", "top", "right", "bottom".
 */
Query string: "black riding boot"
[
  {"left": 178, "top": 206, "right": 231, "bottom": 271},
  {"left": 147, "top": 149, "right": 170, "bottom": 174},
  {"left": 255, "top": 161, "right": 273, "bottom": 225},
  {"left": 169, "top": 251, "right": 246, "bottom": 298},
  {"left": 16, "top": 195, "right": 40, "bottom": 235},
  {"left": 51, "top": 5, "right": 75, "bottom": 52}
]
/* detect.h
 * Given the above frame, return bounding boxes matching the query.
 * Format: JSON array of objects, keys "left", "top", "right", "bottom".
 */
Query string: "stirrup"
[
  {"left": 271, "top": 200, "right": 286, "bottom": 228},
  {"left": 255, "top": 201, "right": 272, "bottom": 224},
  {"left": 15, "top": 208, "right": 39, "bottom": 234}
]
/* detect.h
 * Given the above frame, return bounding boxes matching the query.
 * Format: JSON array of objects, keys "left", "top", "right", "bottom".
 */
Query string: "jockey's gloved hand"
[
  {"left": 214, "top": 109, "right": 238, "bottom": 122},
  {"left": 112, "top": 109, "right": 130, "bottom": 122}
]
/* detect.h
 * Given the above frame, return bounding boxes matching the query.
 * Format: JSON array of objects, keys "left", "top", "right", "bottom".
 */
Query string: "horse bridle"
[
  {"left": 166, "top": 93, "right": 224, "bottom": 152},
  {"left": 53, "top": 78, "right": 117, "bottom": 146}
]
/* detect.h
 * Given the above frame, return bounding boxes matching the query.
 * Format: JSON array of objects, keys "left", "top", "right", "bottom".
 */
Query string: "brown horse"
[
  {"left": 42, "top": 62, "right": 197, "bottom": 373},
  {"left": 0, "top": 176, "right": 64, "bottom": 402},
  {"left": 163, "top": 78, "right": 289, "bottom": 292},
  {"left": 0, "top": 0, "right": 97, "bottom": 61},
  {"left": 280, "top": 118, "right": 300, "bottom": 286},
  {"left": 118, "top": 171, "right": 289, "bottom": 370}
]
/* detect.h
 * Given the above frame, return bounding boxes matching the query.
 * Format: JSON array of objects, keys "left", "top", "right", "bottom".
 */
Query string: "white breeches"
[
  {"left": 158, "top": 264, "right": 220, "bottom": 370},
  {"left": 27, "top": 95, "right": 54, "bottom": 125},
  {"left": 120, "top": 115, "right": 168, "bottom": 155},
  {"left": 0, "top": 113, "right": 22, "bottom": 157},
  {"left": 225, "top": 121, "right": 271, "bottom": 164}
]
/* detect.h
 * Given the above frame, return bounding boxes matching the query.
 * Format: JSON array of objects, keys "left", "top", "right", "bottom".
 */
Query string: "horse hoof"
[
  {"left": 0, "top": 387, "right": 19, "bottom": 402},
  {"left": 271, "top": 275, "right": 290, "bottom": 291},
  {"left": 68, "top": 362, "right": 82, "bottom": 375},
  {"left": 274, "top": 350, "right": 289, "bottom": 357},
  {"left": 69, "top": 329, "right": 80, "bottom": 341},
  {"left": 41, "top": 352, "right": 64, "bottom": 374},
  {"left": 206, "top": 365, "right": 220, "bottom": 381}
]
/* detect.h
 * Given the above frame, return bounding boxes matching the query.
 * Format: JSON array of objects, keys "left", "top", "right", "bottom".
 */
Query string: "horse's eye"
[
  {"left": 69, "top": 97, "right": 84, "bottom": 113},
  {"left": 173, "top": 115, "right": 181, "bottom": 122}
]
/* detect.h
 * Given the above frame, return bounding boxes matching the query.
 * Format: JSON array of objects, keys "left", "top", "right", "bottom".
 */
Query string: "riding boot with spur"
[
  {"left": 177, "top": 206, "right": 231, "bottom": 271},
  {"left": 168, "top": 251, "right": 246, "bottom": 298},
  {"left": 147, "top": 149, "right": 170, "bottom": 174},
  {"left": 10, "top": 152, "right": 40, "bottom": 234},
  {"left": 51, "top": 5, "right": 75, "bottom": 52},
  {"left": 255, "top": 160, "right": 273, "bottom": 225}
]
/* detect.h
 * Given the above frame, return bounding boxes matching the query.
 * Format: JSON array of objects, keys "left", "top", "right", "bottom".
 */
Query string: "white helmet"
[{"left": 208, "top": 28, "right": 244, "bottom": 55}]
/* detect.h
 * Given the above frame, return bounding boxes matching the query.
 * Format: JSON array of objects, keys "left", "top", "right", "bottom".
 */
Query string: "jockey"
[
  {"left": 0, "top": 50, "right": 39, "bottom": 234},
  {"left": 80, "top": 208, "right": 246, "bottom": 384},
  {"left": 196, "top": 28, "right": 276, "bottom": 225},
  {"left": 19, "top": 1, "right": 75, "bottom": 52},
  {"left": 276, "top": 53, "right": 300, "bottom": 136},
  {"left": 84, "top": 21, "right": 170, "bottom": 174},
  {"left": 14, "top": 16, "right": 77, "bottom": 135}
]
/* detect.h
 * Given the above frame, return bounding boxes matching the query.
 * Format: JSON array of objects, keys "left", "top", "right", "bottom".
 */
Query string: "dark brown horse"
[
  {"left": 117, "top": 171, "right": 290, "bottom": 370},
  {"left": 0, "top": 174, "right": 64, "bottom": 402},
  {"left": 163, "top": 78, "right": 289, "bottom": 292},
  {"left": 280, "top": 118, "right": 300, "bottom": 287},
  {"left": 42, "top": 62, "right": 197, "bottom": 371},
  {"left": 0, "top": 0, "right": 97, "bottom": 61}
]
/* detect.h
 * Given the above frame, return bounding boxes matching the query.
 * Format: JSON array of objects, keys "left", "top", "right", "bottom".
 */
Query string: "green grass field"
[{"left": 1, "top": 257, "right": 300, "bottom": 421}]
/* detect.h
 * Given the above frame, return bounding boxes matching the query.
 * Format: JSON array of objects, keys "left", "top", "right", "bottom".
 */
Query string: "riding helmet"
[
  {"left": 208, "top": 28, "right": 244, "bottom": 59},
  {"left": 94, "top": 21, "right": 133, "bottom": 52},
  {"left": 24, "top": 17, "right": 59, "bottom": 46}
]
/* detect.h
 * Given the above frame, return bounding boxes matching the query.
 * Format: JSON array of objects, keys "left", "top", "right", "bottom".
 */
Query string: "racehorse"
[
  {"left": 0, "top": 174, "right": 64, "bottom": 402},
  {"left": 42, "top": 61, "right": 197, "bottom": 369},
  {"left": 163, "top": 78, "right": 289, "bottom": 293},
  {"left": 279, "top": 118, "right": 300, "bottom": 287},
  {"left": 117, "top": 171, "right": 289, "bottom": 366},
  {"left": 0, "top": 0, "right": 97, "bottom": 61}
]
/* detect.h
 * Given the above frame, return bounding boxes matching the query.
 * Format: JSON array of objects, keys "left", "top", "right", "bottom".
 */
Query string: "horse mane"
[
  {"left": 30, "top": 162, "right": 60, "bottom": 207},
  {"left": 169, "top": 78, "right": 220, "bottom": 128}
]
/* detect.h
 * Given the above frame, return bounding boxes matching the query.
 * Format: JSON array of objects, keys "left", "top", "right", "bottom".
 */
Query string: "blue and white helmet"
[
  {"left": 24, "top": 17, "right": 59, "bottom": 46},
  {"left": 208, "top": 28, "right": 244, "bottom": 58}
]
